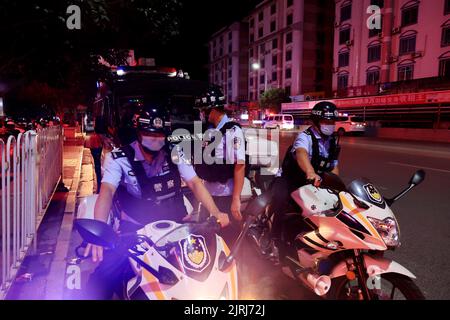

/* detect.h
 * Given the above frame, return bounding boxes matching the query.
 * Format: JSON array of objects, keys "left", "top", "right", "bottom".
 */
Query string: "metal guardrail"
[{"left": 0, "top": 126, "right": 63, "bottom": 298}]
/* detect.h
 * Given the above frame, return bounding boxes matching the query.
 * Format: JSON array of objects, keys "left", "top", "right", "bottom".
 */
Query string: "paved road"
[{"left": 240, "top": 132, "right": 450, "bottom": 300}]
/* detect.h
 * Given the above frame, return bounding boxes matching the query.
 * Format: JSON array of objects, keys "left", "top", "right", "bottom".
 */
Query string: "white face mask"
[
  {"left": 320, "top": 124, "right": 335, "bottom": 136},
  {"left": 141, "top": 136, "right": 166, "bottom": 151}
]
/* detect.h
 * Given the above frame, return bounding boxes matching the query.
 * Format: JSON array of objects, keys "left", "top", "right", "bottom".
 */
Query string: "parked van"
[{"left": 262, "top": 114, "right": 294, "bottom": 130}]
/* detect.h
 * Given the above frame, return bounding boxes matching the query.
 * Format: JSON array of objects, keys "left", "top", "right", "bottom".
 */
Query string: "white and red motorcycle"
[
  {"left": 247, "top": 170, "right": 426, "bottom": 300},
  {"left": 74, "top": 187, "right": 260, "bottom": 300}
]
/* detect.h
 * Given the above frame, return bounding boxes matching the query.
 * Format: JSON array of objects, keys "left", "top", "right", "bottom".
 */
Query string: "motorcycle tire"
[{"left": 328, "top": 273, "right": 425, "bottom": 300}]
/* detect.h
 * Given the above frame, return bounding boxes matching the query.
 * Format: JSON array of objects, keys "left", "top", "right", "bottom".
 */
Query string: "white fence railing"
[{"left": 0, "top": 126, "right": 63, "bottom": 298}]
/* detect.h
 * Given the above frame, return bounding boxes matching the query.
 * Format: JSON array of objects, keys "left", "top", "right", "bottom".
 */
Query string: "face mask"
[
  {"left": 320, "top": 124, "right": 335, "bottom": 136},
  {"left": 141, "top": 136, "right": 166, "bottom": 152}
]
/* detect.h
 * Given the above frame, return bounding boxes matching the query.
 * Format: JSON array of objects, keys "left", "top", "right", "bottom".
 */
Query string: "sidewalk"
[{"left": 4, "top": 138, "right": 86, "bottom": 300}]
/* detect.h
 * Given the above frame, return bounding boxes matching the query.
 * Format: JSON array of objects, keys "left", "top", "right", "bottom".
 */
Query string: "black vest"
[
  {"left": 112, "top": 144, "right": 186, "bottom": 225},
  {"left": 281, "top": 127, "right": 340, "bottom": 192},
  {"left": 195, "top": 121, "right": 249, "bottom": 184}
]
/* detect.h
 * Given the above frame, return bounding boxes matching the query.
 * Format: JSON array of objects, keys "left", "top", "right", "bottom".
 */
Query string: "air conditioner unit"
[
  {"left": 345, "top": 40, "right": 354, "bottom": 46},
  {"left": 413, "top": 51, "right": 423, "bottom": 58},
  {"left": 389, "top": 56, "right": 399, "bottom": 63},
  {"left": 392, "top": 27, "right": 401, "bottom": 34}
]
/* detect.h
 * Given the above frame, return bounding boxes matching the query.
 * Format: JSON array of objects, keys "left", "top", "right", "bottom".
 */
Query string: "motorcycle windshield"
[
  {"left": 154, "top": 224, "right": 217, "bottom": 281},
  {"left": 347, "top": 178, "right": 386, "bottom": 208}
]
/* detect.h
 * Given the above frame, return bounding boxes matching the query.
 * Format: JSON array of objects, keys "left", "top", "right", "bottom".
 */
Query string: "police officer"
[
  {"left": 84, "top": 105, "right": 229, "bottom": 299},
  {"left": 269, "top": 101, "right": 341, "bottom": 262},
  {"left": 194, "top": 88, "right": 246, "bottom": 245}
]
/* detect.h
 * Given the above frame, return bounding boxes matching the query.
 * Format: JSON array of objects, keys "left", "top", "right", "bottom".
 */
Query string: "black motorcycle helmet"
[
  {"left": 136, "top": 105, "right": 171, "bottom": 136},
  {"left": 311, "top": 101, "right": 339, "bottom": 125},
  {"left": 195, "top": 86, "right": 226, "bottom": 110}
]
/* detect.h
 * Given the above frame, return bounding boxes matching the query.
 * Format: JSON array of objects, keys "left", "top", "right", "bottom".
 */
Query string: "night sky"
[{"left": 148, "top": 0, "right": 260, "bottom": 80}]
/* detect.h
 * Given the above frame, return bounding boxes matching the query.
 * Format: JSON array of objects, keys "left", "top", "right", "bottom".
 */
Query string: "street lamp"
[{"left": 251, "top": 62, "right": 267, "bottom": 92}]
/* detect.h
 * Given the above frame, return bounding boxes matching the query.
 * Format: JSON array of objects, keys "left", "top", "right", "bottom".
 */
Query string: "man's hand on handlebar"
[
  {"left": 182, "top": 211, "right": 230, "bottom": 228},
  {"left": 84, "top": 243, "right": 104, "bottom": 262},
  {"left": 306, "top": 171, "right": 322, "bottom": 187}
]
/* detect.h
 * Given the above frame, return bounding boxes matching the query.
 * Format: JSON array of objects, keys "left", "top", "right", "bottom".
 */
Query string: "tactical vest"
[
  {"left": 111, "top": 144, "right": 186, "bottom": 225},
  {"left": 281, "top": 127, "right": 341, "bottom": 192},
  {"left": 195, "top": 121, "right": 250, "bottom": 184}
]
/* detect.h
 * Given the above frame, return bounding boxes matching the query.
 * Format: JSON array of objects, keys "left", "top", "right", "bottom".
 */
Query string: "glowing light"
[
  {"left": 116, "top": 69, "right": 125, "bottom": 76},
  {"left": 240, "top": 114, "right": 249, "bottom": 120},
  {"left": 251, "top": 62, "right": 261, "bottom": 70}
]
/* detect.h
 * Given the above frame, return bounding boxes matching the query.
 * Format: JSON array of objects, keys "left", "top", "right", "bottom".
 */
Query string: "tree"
[
  {"left": 259, "top": 88, "right": 290, "bottom": 113},
  {"left": 0, "top": 0, "right": 182, "bottom": 116}
]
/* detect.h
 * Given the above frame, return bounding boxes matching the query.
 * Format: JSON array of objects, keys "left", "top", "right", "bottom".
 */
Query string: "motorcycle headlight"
[{"left": 367, "top": 217, "right": 400, "bottom": 248}]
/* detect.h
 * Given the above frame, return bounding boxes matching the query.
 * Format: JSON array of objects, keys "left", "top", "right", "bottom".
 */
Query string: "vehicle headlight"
[{"left": 367, "top": 217, "right": 400, "bottom": 247}]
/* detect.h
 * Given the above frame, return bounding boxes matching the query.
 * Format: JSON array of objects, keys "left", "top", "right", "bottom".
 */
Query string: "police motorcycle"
[{"left": 246, "top": 170, "right": 427, "bottom": 300}]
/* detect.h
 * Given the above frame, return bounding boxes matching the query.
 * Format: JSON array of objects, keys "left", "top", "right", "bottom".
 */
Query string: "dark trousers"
[
  {"left": 90, "top": 148, "right": 102, "bottom": 193},
  {"left": 84, "top": 221, "right": 139, "bottom": 300},
  {"left": 200, "top": 196, "right": 241, "bottom": 248}
]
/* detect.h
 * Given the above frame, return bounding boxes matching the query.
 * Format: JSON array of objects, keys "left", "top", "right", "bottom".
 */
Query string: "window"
[
  {"left": 228, "top": 69, "right": 232, "bottom": 78},
  {"left": 442, "top": 27, "right": 450, "bottom": 47},
  {"left": 399, "top": 34, "right": 416, "bottom": 55},
  {"left": 272, "top": 38, "right": 278, "bottom": 49},
  {"left": 285, "top": 86, "right": 291, "bottom": 96},
  {"left": 228, "top": 32, "right": 232, "bottom": 40},
  {"left": 272, "top": 71, "right": 278, "bottom": 81},
  {"left": 369, "top": 16, "right": 382, "bottom": 37},
  {"left": 271, "top": 4, "right": 277, "bottom": 15},
  {"left": 261, "top": 57, "right": 265, "bottom": 68},
  {"left": 259, "top": 27, "right": 264, "bottom": 38},
  {"left": 371, "top": 0, "right": 384, "bottom": 8},
  {"left": 287, "top": 0, "right": 293, "bottom": 8},
  {"left": 272, "top": 55, "right": 278, "bottom": 65},
  {"left": 287, "top": 14, "right": 293, "bottom": 25},
  {"left": 285, "top": 68, "right": 292, "bottom": 79},
  {"left": 439, "top": 58, "right": 450, "bottom": 77},
  {"left": 446, "top": 0, "right": 450, "bottom": 15},
  {"left": 366, "top": 69, "right": 380, "bottom": 85},
  {"left": 340, "top": 2, "right": 352, "bottom": 22},
  {"left": 339, "top": 27, "right": 351, "bottom": 44},
  {"left": 368, "top": 44, "right": 381, "bottom": 62},
  {"left": 260, "top": 43, "right": 265, "bottom": 53},
  {"left": 229, "top": 43, "right": 232, "bottom": 53},
  {"left": 398, "top": 64, "right": 414, "bottom": 81},
  {"left": 228, "top": 57, "right": 232, "bottom": 64},
  {"left": 260, "top": 74, "right": 265, "bottom": 84},
  {"left": 401, "top": 4, "right": 418, "bottom": 27},
  {"left": 286, "top": 32, "right": 293, "bottom": 44},
  {"left": 259, "top": 11, "right": 264, "bottom": 21},
  {"left": 249, "top": 48, "right": 254, "bottom": 58},
  {"left": 228, "top": 82, "right": 232, "bottom": 91},
  {"left": 286, "top": 50, "right": 292, "bottom": 61},
  {"left": 271, "top": 20, "right": 277, "bottom": 32},
  {"left": 250, "top": 34, "right": 254, "bottom": 43},
  {"left": 337, "top": 73, "right": 349, "bottom": 89},
  {"left": 338, "top": 50, "right": 350, "bottom": 67},
  {"left": 250, "top": 77, "right": 254, "bottom": 86},
  {"left": 250, "top": 19, "right": 254, "bottom": 28}
]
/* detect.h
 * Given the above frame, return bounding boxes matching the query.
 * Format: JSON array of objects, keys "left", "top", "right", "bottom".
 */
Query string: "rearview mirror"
[
  {"left": 409, "top": 170, "right": 426, "bottom": 186},
  {"left": 74, "top": 219, "right": 119, "bottom": 248}
]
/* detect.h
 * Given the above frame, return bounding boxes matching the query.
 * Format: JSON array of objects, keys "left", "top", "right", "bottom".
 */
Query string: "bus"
[{"left": 93, "top": 66, "right": 211, "bottom": 146}]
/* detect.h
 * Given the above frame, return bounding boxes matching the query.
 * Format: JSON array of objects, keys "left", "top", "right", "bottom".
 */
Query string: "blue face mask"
[
  {"left": 141, "top": 136, "right": 166, "bottom": 152},
  {"left": 320, "top": 124, "right": 336, "bottom": 136}
]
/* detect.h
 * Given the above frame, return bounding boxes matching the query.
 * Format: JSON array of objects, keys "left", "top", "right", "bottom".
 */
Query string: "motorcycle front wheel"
[{"left": 329, "top": 273, "right": 425, "bottom": 300}]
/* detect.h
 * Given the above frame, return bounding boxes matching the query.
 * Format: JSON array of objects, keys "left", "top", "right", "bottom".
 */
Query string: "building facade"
[
  {"left": 208, "top": 0, "right": 334, "bottom": 105},
  {"left": 333, "top": 0, "right": 450, "bottom": 97},
  {"left": 208, "top": 22, "right": 249, "bottom": 104},
  {"left": 246, "top": 0, "right": 334, "bottom": 101}
]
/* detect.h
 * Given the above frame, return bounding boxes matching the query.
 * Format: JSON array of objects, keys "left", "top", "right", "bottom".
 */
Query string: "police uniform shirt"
[
  {"left": 291, "top": 126, "right": 339, "bottom": 168},
  {"left": 102, "top": 141, "right": 196, "bottom": 198},
  {"left": 204, "top": 115, "right": 246, "bottom": 197}
]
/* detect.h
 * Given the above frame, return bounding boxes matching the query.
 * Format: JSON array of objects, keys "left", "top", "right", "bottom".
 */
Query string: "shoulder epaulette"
[{"left": 111, "top": 148, "right": 127, "bottom": 160}]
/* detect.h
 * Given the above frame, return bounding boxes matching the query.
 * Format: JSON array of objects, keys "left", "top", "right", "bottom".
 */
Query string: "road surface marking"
[{"left": 388, "top": 162, "right": 450, "bottom": 174}]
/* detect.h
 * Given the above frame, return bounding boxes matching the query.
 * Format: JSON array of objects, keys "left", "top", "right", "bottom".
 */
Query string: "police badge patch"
[
  {"left": 363, "top": 183, "right": 384, "bottom": 204},
  {"left": 178, "top": 235, "right": 211, "bottom": 273}
]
